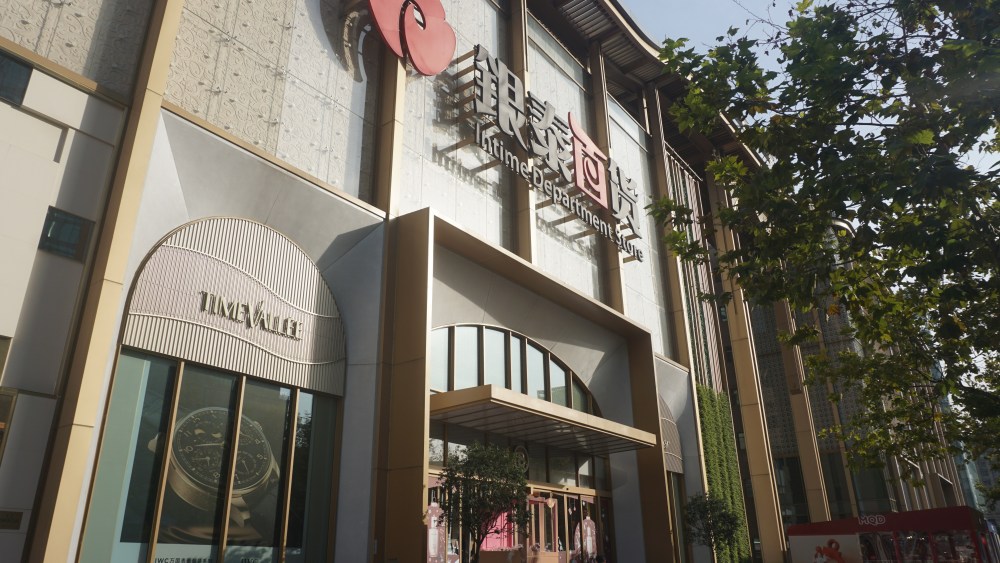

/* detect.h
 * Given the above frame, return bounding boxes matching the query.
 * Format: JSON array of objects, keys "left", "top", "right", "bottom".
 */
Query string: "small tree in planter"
[
  {"left": 685, "top": 493, "right": 743, "bottom": 558},
  {"left": 440, "top": 442, "right": 530, "bottom": 563}
]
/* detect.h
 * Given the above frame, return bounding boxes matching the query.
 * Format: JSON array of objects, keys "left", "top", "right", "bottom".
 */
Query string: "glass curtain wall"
[
  {"left": 428, "top": 325, "right": 597, "bottom": 415},
  {"left": 79, "top": 349, "right": 338, "bottom": 563}
]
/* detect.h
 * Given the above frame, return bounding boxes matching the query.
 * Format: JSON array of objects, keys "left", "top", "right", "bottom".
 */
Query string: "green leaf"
[{"left": 906, "top": 129, "right": 935, "bottom": 145}]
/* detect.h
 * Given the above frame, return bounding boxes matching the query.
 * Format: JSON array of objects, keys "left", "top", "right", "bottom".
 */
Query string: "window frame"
[
  {"left": 431, "top": 324, "right": 600, "bottom": 416},
  {"left": 38, "top": 206, "right": 94, "bottom": 262}
]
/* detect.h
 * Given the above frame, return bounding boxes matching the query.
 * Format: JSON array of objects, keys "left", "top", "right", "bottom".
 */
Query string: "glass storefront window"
[
  {"left": 429, "top": 421, "right": 445, "bottom": 466},
  {"left": 543, "top": 498, "right": 555, "bottom": 552},
  {"left": 80, "top": 351, "right": 177, "bottom": 563},
  {"left": 528, "top": 442, "right": 547, "bottom": 483},
  {"left": 599, "top": 497, "right": 616, "bottom": 561},
  {"left": 484, "top": 328, "right": 507, "bottom": 388},
  {"left": 430, "top": 326, "right": 602, "bottom": 415},
  {"left": 549, "top": 449, "right": 576, "bottom": 487},
  {"left": 549, "top": 361, "right": 567, "bottom": 407},
  {"left": 81, "top": 351, "right": 340, "bottom": 563},
  {"left": 454, "top": 326, "right": 480, "bottom": 390},
  {"left": 577, "top": 456, "right": 593, "bottom": 489},
  {"left": 596, "top": 458, "right": 610, "bottom": 491},
  {"left": 572, "top": 380, "right": 588, "bottom": 413},
  {"left": 447, "top": 425, "right": 484, "bottom": 460},
  {"left": 285, "top": 392, "right": 337, "bottom": 563},
  {"left": 430, "top": 328, "right": 450, "bottom": 392},
  {"left": 511, "top": 335, "right": 524, "bottom": 394},
  {"left": 526, "top": 345, "right": 546, "bottom": 401},
  {"left": 154, "top": 366, "right": 239, "bottom": 561},
  {"left": 223, "top": 381, "right": 293, "bottom": 563}
]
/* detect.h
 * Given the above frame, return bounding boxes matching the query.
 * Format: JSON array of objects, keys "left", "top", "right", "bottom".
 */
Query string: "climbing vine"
[{"left": 696, "top": 384, "right": 751, "bottom": 562}]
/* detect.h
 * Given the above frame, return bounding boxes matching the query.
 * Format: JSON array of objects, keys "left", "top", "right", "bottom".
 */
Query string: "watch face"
[
  {"left": 173, "top": 407, "right": 273, "bottom": 491},
  {"left": 233, "top": 416, "right": 273, "bottom": 491}
]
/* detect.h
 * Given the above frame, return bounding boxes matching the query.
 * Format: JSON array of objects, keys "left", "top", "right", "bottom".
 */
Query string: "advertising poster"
[{"left": 789, "top": 535, "right": 862, "bottom": 563}]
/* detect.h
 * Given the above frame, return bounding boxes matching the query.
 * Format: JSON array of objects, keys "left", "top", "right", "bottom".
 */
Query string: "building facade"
[{"left": 0, "top": 0, "right": 967, "bottom": 562}]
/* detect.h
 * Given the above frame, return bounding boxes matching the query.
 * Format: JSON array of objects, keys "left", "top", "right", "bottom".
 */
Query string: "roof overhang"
[
  {"left": 540, "top": 0, "right": 763, "bottom": 169},
  {"left": 430, "top": 385, "right": 657, "bottom": 456}
]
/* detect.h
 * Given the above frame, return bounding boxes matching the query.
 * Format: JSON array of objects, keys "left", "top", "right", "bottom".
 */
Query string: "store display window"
[{"left": 79, "top": 349, "right": 338, "bottom": 563}]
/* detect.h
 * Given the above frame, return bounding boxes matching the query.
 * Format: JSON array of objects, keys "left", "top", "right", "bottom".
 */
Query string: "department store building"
[{"left": 0, "top": 0, "right": 806, "bottom": 561}]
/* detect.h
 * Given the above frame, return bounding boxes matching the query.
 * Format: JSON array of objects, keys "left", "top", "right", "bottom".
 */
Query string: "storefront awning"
[{"left": 429, "top": 385, "right": 656, "bottom": 456}]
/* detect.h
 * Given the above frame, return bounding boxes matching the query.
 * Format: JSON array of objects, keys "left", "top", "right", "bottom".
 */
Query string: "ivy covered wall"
[{"left": 697, "top": 384, "right": 752, "bottom": 562}]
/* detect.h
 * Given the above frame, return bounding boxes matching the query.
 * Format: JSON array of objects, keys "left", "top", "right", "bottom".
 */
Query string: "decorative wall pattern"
[
  {"left": 165, "top": 0, "right": 380, "bottom": 202},
  {"left": 749, "top": 305, "right": 799, "bottom": 458},
  {"left": 123, "top": 218, "right": 346, "bottom": 395},
  {"left": 0, "top": 0, "right": 153, "bottom": 97},
  {"left": 396, "top": 0, "right": 514, "bottom": 249}
]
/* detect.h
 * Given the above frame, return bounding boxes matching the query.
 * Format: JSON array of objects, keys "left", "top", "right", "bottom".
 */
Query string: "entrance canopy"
[{"left": 430, "top": 385, "right": 656, "bottom": 456}]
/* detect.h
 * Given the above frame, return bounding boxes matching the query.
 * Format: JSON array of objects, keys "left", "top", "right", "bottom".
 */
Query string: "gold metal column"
[
  {"left": 627, "top": 338, "right": 677, "bottom": 561},
  {"left": 705, "top": 180, "right": 787, "bottom": 562},
  {"left": 587, "top": 44, "right": 625, "bottom": 312},
  {"left": 643, "top": 86, "right": 691, "bottom": 369},
  {"left": 27, "top": 0, "right": 186, "bottom": 560},
  {"left": 774, "top": 301, "right": 831, "bottom": 522},
  {"left": 374, "top": 52, "right": 408, "bottom": 216},
  {"left": 510, "top": 0, "right": 536, "bottom": 262},
  {"left": 374, "top": 209, "right": 434, "bottom": 561}
]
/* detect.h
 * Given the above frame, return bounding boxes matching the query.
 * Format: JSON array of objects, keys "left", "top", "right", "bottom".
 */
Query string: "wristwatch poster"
[
  {"left": 154, "top": 411, "right": 279, "bottom": 539},
  {"left": 152, "top": 371, "right": 291, "bottom": 562}
]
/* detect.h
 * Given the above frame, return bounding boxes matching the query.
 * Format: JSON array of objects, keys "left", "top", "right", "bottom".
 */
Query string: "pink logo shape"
[{"left": 369, "top": 0, "right": 457, "bottom": 76}]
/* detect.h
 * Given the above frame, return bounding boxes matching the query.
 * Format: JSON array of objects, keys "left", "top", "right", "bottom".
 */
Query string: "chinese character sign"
[
  {"left": 608, "top": 159, "right": 642, "bottom": 237},
  {"left": 527, "top": 93, "right": 573, "bottom": 183},
  {"left": 474, "top": 46, "right": 527, "bottom": 149},
  {"left": 569, "top": 113, "right": 608, "bottom": 209},
  {"left": 468, "top": 44, "right": 646, "bottom": 261}
]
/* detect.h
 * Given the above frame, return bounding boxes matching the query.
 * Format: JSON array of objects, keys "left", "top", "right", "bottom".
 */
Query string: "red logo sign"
[{"left": 369, "top": 0, "right": 456, "bottom": 76}]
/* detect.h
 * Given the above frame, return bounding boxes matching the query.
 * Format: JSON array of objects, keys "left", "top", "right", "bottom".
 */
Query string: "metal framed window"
[
  {"left": 38, "top": 207, "right": 94, "bottom": 262},
  {"left": 0, "top": 388, "right": 16, "bottom": 466},
  {"left": 430, "top": 324, "right": 599, "bottom": 415},
  {"left": 0, "top": 52, "right": 31, "bottom": 106},
  {"left": 80, "top": 349, "right": 339, "bottom": 563}
]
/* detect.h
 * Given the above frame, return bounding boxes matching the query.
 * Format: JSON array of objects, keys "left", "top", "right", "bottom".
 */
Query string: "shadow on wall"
[{"left": 88, "top": 0, "right": 155, "bottom": 97}]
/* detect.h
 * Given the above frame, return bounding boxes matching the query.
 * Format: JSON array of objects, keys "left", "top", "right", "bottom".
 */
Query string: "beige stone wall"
[{"left": 0, "top": 0, "right": 154, "bottom": 97}]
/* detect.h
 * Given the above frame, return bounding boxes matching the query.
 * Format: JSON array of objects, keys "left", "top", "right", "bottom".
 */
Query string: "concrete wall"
[{"left": 0, "top": 70, "right": 123, "bottom": 560}]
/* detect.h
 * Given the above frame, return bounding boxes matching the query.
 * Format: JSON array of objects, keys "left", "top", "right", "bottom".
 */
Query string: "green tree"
[
  {"left": 652, "top": 0, "right": 1000, "bottom": 502},
  {"left": 439, "top": 442, "right": 530, "bottom": 563},
  {"left": 684, "top": 494, "right": 743, "bottom": 554}
]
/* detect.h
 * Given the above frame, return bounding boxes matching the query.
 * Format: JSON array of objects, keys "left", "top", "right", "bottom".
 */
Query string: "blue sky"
[{"left": 617, "top": 0, "right": 793, "bottom": 52}]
